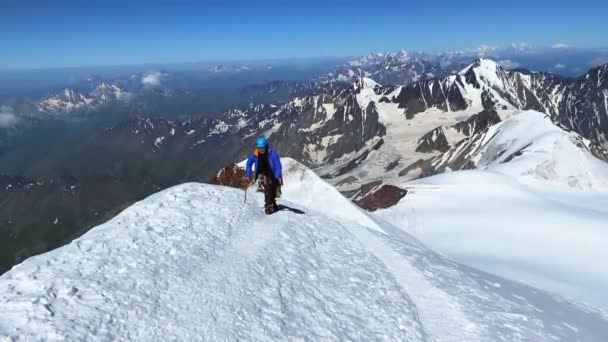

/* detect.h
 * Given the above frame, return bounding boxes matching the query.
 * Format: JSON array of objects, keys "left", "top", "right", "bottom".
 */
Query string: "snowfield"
[
  {"left": 1, "top": 160, "right": 608, "bottom": 341},
  {"left": 379, "top": 111, "right": 608, "bottom": 310}
]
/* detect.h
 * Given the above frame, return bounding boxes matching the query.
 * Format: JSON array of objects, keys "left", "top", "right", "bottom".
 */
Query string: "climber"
[{"left": 244, "top": 136, "right": 283, "bottom": 214}]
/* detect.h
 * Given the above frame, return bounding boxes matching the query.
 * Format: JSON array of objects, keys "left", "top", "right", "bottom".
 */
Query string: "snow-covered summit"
[
  {"left": 459, "top": 58, "right": 502, "bottom": 75},
  {"left": 37, "top": 82, "right": 129, "bottom": 114},
  {"left": 320, "top": 51, "right": 458, "bottom": 86},
  {"left": 477, "top": 111, "right": 608, "bottom": 186},
  {"left": 1, "top": 159, "right": 607, "bottom": 341},
  {"left": 424, "top": 110, "right": 608, "bottom": 188},
  {"left": 38, "top": 89, "right": 94, "bottom": 113},
  {"left": 90, "top": 82, "right": 128, "bottom": 102}
]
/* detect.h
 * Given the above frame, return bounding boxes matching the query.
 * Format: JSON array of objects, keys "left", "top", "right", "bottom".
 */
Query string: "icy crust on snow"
[{"left": 2, "top": 161, "right": 608, "bottom": 340}]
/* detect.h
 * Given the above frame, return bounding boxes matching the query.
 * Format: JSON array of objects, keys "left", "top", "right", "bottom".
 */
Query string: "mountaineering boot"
[{"left": 264, "top": 204, "right": 275, "bottom": 215}]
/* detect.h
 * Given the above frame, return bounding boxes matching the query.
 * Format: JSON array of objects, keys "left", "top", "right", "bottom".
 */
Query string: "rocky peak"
[
  {"left": 580, "top": 63, "right": 608, "bottom": 89},
  {"left": 59, "top": 89, "right": 89, "bottom": 103},
  {"left": 453, "top": 108, "right": 502, "bottom": 136},
  {"left": 460, "top": 58, "right": 509, "bottom": 90}
]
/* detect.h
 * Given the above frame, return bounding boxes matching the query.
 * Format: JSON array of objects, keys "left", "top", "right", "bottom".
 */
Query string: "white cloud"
[
  {"left": 554, "top": 64, "right": 567, "bottom": 69},
  {"left": 497, "top": 59, "right": 521, "bottom": 69},
  {"left": 551, "top": 42, "right": 569, "bottom": 49},
  {"left": 0, "top": 105, "right": 19, "bottom": 128},
  {"left": 476, "top": 44, "right": 498, "bottom": 57},
  {"left": 142, "top": 72, "right": 164, "bottom": 87},
  {"left": 439, "top": 59, "right": 453, "bottom": 67},
  {"left": 510, "top": 42, "right": 529, "bottom": 51},
  {"left": 590, "top": 56, "right": 608, "bottom": 67}
]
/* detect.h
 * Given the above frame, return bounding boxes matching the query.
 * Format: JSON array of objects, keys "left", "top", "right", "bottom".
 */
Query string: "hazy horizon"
[{"left": 2, "top": 0, "right": 608, "bottom": 70}]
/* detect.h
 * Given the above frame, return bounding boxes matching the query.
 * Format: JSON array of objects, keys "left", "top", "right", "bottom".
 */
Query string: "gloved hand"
[{"left": 243, "top": 175, "right": 252, "bottom": 184}]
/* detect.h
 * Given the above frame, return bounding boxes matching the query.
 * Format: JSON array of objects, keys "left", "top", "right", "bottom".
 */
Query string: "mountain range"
[
  {"left": 1, "top": 159, "right": 607, "bottom": 340},
  {"left": 1, "top": 51, "right": 608, "bottom": 339},
  {"left": 106, "top": 58, "right": 606, "bottom": 196},
  {"left": 1, "top": 57, "right": 608, "bottom": 291},
  {"left": 36, "top": 83, "right": 129, "bottom": 114},
  {"left": 317, "top": 51, "right": 465, "bottom": 86}
]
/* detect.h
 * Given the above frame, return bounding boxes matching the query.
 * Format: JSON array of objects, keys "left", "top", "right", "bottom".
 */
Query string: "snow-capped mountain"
[
  {"left": 377, "top": 110, "right": 608, "bottom": 308},
  {"left": 89, "top": 59, "right": 608, "bottom": 198},
  {"left": 36, "top": 82, "right": 129, "bottom": 114},
  {"left": 282, "top": 59, "right": 608, "bottom": 192},
  {"left": 37, "top": 89, "right": 94, "bottom": 113},
  {"left": 317, "top": 51, "right": 463, "bottom": 86},
  {"left": 89, "top": 82, "right": 128, "bottom": 102},
  {"left": 1, "top": 159, "right": 607, "bottom": 340},
  {"left": 451, "top": 59, "right": 608, "bottom": 145},
  {"left": 403, "top": 110, "right": 608, "bottom": 186}
]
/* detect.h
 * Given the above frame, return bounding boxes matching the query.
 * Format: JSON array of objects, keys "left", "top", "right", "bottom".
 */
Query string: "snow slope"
[
  {"left": 1, "top": 159, "right": 608, "bottom": 341},
  {"left": 467, "top": 111, "right": 608, "bottom": 188},
  {"left": 378, "top": 111, "right": 608, "bottom": 309}
]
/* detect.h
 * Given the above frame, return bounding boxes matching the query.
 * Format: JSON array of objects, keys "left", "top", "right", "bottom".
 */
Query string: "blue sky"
[{"left": 1, "top": 0, "right": 607, "bottom": 70}]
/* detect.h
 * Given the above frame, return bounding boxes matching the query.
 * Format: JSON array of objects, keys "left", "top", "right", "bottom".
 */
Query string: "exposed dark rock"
[
  {"left": 385, "top": 159, "right": 400, "bottom": 171},
  {"left": 358, "top": 180, "right": 383, "bottom": 198},
  {"left": 372, "top": 138, "right": 385, "bottom": 150},
  {"left": 502, "top": 143, "right": 533, "bottom": 163},
  {"left": 589, "top": 143, "right": 608, "bottom": 162},
  {"left": 416, "top": 127, "right": 450, "bottom": 153},
  {"left": 453, "top": 109, "right": 501, "bottom": 136},
  {"left": 268, "top": 93, "right": 387, "bottom": 167},
  {"left": 355, "top": 185, "right": 408, "bottom": 211},
  {"left": 208, "top": 163, "right": 248, "bottom": 189},
  {"left": 394, "top": 78, "right": 469, "bottom": 119},
  {"left": 415, "top": 109, "right": 502, "bottom": 155}
]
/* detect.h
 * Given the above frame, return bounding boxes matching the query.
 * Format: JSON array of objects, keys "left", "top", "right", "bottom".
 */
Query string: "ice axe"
[{"left": 243, "top": 178, "right": 255, "bottom": 203}]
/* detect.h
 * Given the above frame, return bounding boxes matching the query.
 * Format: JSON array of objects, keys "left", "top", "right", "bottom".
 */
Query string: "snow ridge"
[{"left": 1, "top": 159, "right": 607, "bottom": 341}]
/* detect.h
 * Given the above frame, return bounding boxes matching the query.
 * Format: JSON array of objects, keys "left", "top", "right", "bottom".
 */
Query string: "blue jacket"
[{"left": 245, "top": 148, "right": 283, "bottom": 180}]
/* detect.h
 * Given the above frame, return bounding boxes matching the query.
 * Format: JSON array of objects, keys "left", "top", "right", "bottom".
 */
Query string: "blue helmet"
[{"left": 255, "top": 136, "right": 268, "bottom": 148}]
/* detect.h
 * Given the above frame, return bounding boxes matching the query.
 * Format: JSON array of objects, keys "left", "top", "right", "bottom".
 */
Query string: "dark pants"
[{"left": 260, "top": 174, "right": 279, "bottom": 207}]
